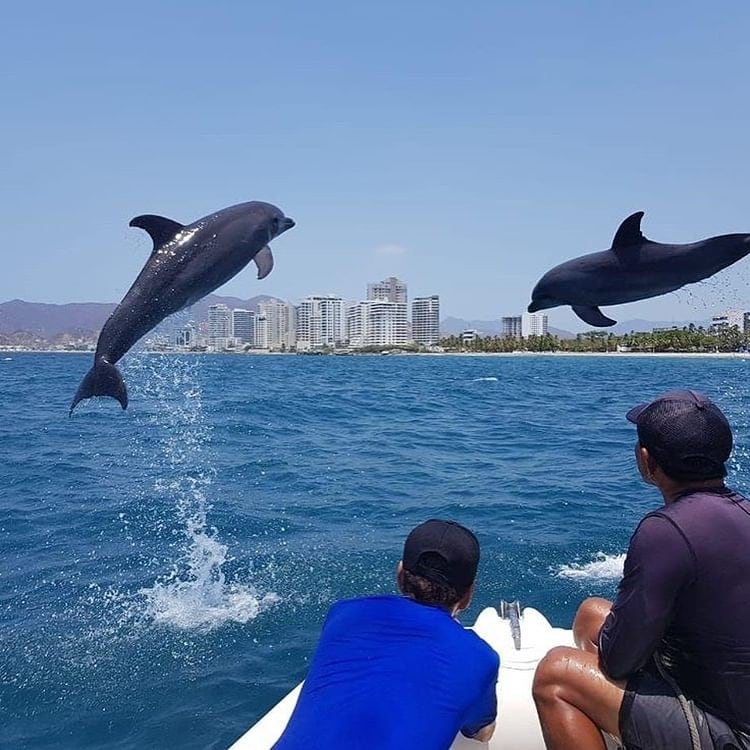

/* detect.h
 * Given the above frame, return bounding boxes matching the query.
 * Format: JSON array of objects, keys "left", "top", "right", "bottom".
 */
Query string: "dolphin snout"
[{"left": 280, "top": 216, "right": 295, "bottom": 232}]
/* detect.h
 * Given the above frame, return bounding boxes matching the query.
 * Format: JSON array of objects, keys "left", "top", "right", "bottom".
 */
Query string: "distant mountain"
[
  {"left": 439, "top": 317, "right": 577, "bottom": 339},
  {"left": 0, "top": 295, "right": 281, "bottom": 337}
]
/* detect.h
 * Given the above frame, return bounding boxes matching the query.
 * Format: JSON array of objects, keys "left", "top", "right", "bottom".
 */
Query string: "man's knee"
[
  {"left": 573, "top": 597, "right": 611, "bottom": 649},
  {"left": 533, "top": 646, "right": 576, "bottom": 703}
]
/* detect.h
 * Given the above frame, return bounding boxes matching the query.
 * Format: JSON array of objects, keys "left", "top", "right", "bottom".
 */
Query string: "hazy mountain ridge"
[{"left": 0, "top": 295, "right": 280, "bottom": 337}]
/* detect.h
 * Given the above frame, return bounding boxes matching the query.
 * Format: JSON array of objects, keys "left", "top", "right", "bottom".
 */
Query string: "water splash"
[
  {"left": 125, "top": 354, "right": 279, "bottom": 631},
  {"left": 471, "top": 376, "right": 499, "bottom": 382},
  {"left": 555, "top": 552, "right": 625, "bottom": 581}
]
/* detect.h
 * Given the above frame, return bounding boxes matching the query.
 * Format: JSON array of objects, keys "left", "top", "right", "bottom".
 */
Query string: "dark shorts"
[{"left": 619, "top": 666, "right": 750, "bottom": 750}]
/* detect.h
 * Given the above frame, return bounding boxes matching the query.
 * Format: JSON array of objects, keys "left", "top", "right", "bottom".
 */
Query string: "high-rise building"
[
  {"left": 501, "top": 316, "right": 522, "bottom": 338},
  {"left": 411, "top": 295, "right": 440, "bottom": 346},
  {"left": 258, "top": 300, "right": 297, "bottom": 350},
  {"left": 711, "top": 310, "right": 748, "bottom": 334},
  {"left": 296, "top": 296, "right": 345, "bottom": 350},
  {"left": 521, "top": 312, "right": 548, "bottom": 338},
  {"left": 367, "top": 277, "right": 407, "bottom": 304},
  {"left": 208, "top": 304, "right": 232, "bottom": 350},
  {"left": 231, "top": 309, "right": 256, "bottom": 346},
  {"left": 175, "top": 322, "right": 196, "bottom": 349},
  {"left": 347, "top": 300, "right": 408, "bottom": 348},
  {"left": 254, "top": 315, "right": 268, "bottom": 348}
]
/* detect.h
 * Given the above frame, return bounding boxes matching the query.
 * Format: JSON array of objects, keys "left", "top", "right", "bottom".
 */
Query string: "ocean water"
[{"left": 2, "top": 352, "right": 749, "bottom": 749}]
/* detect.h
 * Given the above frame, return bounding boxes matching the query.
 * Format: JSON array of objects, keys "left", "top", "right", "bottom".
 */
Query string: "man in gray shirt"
[{"left": 533, "top": 390, "right": 750, "bottom": 749}]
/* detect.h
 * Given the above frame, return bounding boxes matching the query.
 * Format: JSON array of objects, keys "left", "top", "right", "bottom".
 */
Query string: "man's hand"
[{"left": 467, "top": 721, "right": 495, "bottom": 743}]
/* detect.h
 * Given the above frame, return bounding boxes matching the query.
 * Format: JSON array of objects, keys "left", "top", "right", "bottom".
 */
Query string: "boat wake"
[{"left": 555, "top": 552, "right": 625, "bottom": 581}]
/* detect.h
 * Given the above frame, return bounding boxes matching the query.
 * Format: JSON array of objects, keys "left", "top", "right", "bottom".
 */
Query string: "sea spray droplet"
[
  {"left": 555, "top": 552, "right": 625, "bottom": 581},
  {"left": 126, "top": 354, "right": 279, "bottom": 631}
]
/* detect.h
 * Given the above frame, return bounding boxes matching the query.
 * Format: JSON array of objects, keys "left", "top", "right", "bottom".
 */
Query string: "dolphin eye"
[{"left": 270, "top": 217, "right": 280, "bottom": 233}]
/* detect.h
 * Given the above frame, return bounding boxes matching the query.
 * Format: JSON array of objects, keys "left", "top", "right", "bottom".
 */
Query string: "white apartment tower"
[
  {"left": 711, "top": 310, "right": 748, "bottom": 334},
  {"left": 258, "top": 300, "right": 297, "bottom": 350},
  {"left": 296, "top": 296, "right": 345, "bottom": 350},
  {"left": 254, "top": 315, "right": 268, "bottom": 348},
  {"left": 411, "top": 295, "right": 440, "bottom": 346},
  {"left": 347, "top": 300, "right": 408, "bottom": 348},
  {"left": 208, "top": 304, "right": 232, "bottom": 350},
  {"left": 521, "top": 312, "right": 549, "bottom": 338},
  {"left": 367, "top": 277, "right": 408, "bottom": 304}
]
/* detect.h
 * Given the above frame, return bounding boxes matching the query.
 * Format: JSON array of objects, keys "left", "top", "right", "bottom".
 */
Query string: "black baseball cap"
[
  {"left": 626, "top": 389, "right": 733, "bottom": 480},
  {"left": 402, "top": 519, "right": 480, "bottom": 593}
]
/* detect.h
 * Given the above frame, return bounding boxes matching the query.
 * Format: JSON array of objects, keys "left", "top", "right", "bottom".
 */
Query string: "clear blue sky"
[{"left": 3, "top": 1, "right": 750, "bottom": 330}]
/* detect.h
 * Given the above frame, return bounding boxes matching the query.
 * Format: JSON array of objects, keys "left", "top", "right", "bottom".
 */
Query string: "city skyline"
[{"left": 3, "top": 4, "right": 750, "bottom": 332}]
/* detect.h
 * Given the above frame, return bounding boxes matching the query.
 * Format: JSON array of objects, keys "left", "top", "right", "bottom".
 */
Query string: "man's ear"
[
  {"left": 456, "top": 583, "right": 475, "bottom": 613},
  {"left": 396, "top": 561, "right": 404, "bottom": 593},
  {"left": 637, "top": 443, "right": 661, "bottom": 486}
]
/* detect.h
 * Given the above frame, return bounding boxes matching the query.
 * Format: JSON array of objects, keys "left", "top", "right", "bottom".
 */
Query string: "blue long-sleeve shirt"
[
  {"left": 273, "top": 595, "right": 499, "bottom": 750},
  {"left": 599, "top": 488, "right": 750, "bottom": 733}
]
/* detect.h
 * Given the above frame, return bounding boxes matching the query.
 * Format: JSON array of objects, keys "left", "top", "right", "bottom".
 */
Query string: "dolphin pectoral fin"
[
  {"left": 572, "top": 305, "right": 617, "bottom": 327},
  {"left": 70, "top": 358, "right": 128, "bottom": 415},
  {"left": 254, "top": 246, "right": 274, "bottom": 279},
  {"left": 129, "top": 215, "right": 185, "bottom": 252},
  {"left": 611, "top": 211, "right": 647, "bottom": 251}
]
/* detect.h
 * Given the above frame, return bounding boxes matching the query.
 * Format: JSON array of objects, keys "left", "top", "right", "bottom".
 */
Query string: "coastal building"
[
  {"left": 296, "top": 295, "right": 345, "bottom": 350},
  {"left": 231, "top": 309, "right": 256, "bottom": 346},
  {"left": 208, "top": 304, "right": 232, "bottom": 350},
  {"left": 411, "top": 295, "right": 440, "bottom": 346},
  {"left": 175, "top": 322, "right": 196, "bottom": 349},
  {"left": 254, "top": 314, "right": 268, "bottom": 348},
  {"left": 367, "top": 277, "right": 407, "bottom": 304},
  {"left": 501, "top": 316, "right": 522, "bottom": 338},
  {"left": 711, "top": 310, "right": 749, "bottom": 334},
  {"left": 347, "top": 299, "right": 408, "bottom": 348},
  {"left": 521, "top": 312, "right": 548, "bottom": 338},
  {"left": 258, "top": 300, "right": 297, "bottom": 350},
  {"left": 461, "top": 330, "right": 479, "bottom": 344}
]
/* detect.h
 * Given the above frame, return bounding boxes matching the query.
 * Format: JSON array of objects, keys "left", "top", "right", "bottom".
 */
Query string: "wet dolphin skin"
[
  {"left": 70, "top": 201, "right": 295, "bottom": 414},
  {"left": 528, "top": 212, "right": 750, "bottom": 327}
]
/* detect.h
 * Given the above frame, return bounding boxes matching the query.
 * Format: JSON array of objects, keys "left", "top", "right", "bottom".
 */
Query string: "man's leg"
[
  {"left": 572, "top": 597, "right": 612, "bottom": 653},
  {"left": 532, "top": 646, "right": 626, "bottom": 750}
]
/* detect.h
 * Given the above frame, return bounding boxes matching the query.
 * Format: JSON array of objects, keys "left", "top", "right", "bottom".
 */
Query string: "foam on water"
[
  {"left": 472, "top": 376, "right": 499, "bottom": 382},
  {"left": 556, "top": 552, "right": 625, "bottom": 581},
  {"left": 126, "top": 354, "right": 279, "bottom": 632}
]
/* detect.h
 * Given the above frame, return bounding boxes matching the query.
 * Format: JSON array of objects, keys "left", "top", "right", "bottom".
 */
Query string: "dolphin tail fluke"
[
  {"left": 572, "top": 305, "right": 617, "bottom": 328},
  {"left": 69, "top": 359, "right": 128, "bottom": 415}
]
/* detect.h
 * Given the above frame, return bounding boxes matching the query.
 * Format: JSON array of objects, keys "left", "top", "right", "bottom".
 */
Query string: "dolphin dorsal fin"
[
  {"left": 129, "top": 214, "right": 185, "bottom": 251},
  {"left": 611, "top": 211, "right": 646, "bottom": 250}
]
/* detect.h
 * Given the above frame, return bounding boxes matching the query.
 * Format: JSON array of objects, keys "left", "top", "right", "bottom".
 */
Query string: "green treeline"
[{"left": 440, "top": 325, "right": 749, "bottom": 353}]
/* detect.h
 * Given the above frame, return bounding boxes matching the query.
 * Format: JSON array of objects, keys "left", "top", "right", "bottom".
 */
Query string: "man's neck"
[{"left": 662, "top": 479, "right": 726, "bottom": 504}]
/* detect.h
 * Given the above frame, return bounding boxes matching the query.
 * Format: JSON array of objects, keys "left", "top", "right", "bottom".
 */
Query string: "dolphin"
[
  {"left": 70, "top": 201, "right": 295, "bottom": 414},
  {"left": 527, "top": 212, "right": 750, "bottom": 327}
]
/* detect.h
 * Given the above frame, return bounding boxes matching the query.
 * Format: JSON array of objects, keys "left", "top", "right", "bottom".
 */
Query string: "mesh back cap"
[{"left": 626, "top": 389, "right": 733, "bottom": 480}]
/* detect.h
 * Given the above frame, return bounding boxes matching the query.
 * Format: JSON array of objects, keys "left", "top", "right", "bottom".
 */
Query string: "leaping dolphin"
[
  {"left": 70, "top": 201, "right": 295, "bottom": 414},
  {"left": 527, "top": 212, "right": 750, "bottom": 327}
]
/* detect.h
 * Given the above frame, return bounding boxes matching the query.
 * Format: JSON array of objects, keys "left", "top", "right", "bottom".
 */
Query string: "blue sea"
[{"left": 2, "top": 352, "right": 750, "bottom": 749}]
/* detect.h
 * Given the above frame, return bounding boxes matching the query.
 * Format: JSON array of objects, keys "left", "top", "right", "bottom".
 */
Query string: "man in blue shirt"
[
  {"left": 532, "top": 390, "right": 750, "bottom": 749},
  {"left": 273, "top": 519, "right": 500, "bottom": 749}
]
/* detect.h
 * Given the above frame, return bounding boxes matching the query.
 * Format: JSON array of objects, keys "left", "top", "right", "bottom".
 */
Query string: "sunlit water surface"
[{"left": 2, "top": 353, "right": 749, "bottom": 749}]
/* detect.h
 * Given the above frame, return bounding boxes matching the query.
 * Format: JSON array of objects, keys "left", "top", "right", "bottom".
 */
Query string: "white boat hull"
[{"left": 230, "top": 606, "right": 576, "bottom": 749}]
